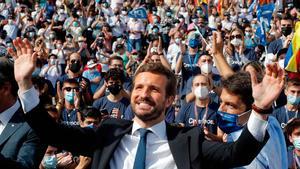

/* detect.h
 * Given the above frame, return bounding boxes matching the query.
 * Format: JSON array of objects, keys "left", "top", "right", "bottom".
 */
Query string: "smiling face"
[{"left": 131, "top": 72, "right": 173, "bottom": 127}]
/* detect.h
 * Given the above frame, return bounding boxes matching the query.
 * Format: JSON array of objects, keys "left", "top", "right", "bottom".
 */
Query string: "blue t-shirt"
[
  {"left": 179, "top": 53, "right": 201, "bottom": 98},
  {"left": 124, "top": 106, "right": 175, "bottom": 123},
  {"left": 93, "top": 96, "right": 130, "bottom": 118},
  {"left": 267, "top": 38, "right": 283, "bottom": 55},
  {"left": 272, "top": 105, "right": 300, "bottom": 129},
  {"left": 82, "top": 70, "right": 101, "bottom": 94},
  {"left": 175, "top": 101, "right": 219, "bottom": 134},
  {"left": 60, "top": 108, "right": 80, "bottom": 126}
]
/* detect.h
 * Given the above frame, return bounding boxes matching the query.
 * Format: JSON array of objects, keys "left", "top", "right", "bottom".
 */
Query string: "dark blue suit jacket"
[{"left": 0, "top": 106, "right": 46, "bottom": 169}]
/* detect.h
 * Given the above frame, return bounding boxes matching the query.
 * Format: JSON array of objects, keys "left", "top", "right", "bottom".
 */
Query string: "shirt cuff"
[
  {"left": 247, "top": 110, "right": 268, "bottom": 142},
  {"left": 18, "top": 87, "right": 40, "bottom": 113}
]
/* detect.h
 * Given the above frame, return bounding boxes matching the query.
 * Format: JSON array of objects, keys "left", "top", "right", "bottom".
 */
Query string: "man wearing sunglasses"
[
  {"left": 57, "top": 78, "right": 82, "bottom": 126},
  {"left": 56, "top": 52, "right": 93, "bottom": 105}
]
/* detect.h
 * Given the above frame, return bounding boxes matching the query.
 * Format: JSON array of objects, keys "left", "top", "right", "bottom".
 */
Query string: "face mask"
[
  {"left": 65, "top": 91, "right": 75, "bottom": 104},
  {"left": 28, "top": 32, "right": 35, "bottom": 38},
  {"left": 200, "top": 63, "right": 213, "bottom": 74},
  {"left": 166, "top": 12, "right": 172, "bottom": 17},
  {"left": 287, "top": 95, "right": 300, "bottom": 106},
  {"left": 281, "top": 27, "right": 292, "bottom": 37},
  {"left": 245, "top": 32, "right": 251, "bottom": 37},
  {"left": 153, "top": 28, "right": 159, "bottom": 33},
  {"left": 230, "top": 38, "right": 243, "bottom": 47},
  {"left": 153, "top": 11, "right": 157, "bottom": 15},
  {"left": 50, "top": 58, "right": 56, "bottom": 65},
  {"left": 6, "top": 43, "right": 13, "bottom": 48},
  {"left": 69, "top": 61, "right": 81, "bottom": 73},
  {"left": 197, "top": 10, "right": 202, "bottom": 14},
  {"left": 73, "top": 22, "right": 79, "bottom": 27},
  {"left": 121, "top": 11, "right": 127, "bottom": 15},
  {"left": 180, "top": 7, "right": 185, "bottom": 12},
  {"left": 293, "top": 137, "right": 300, "bottom": 150},
  {"left": 49, "top": 34, "right": 55, "bottom": 39},
  {"left": 189, "top": 39, "right": 199, "bottom": 49},
  {"left": 8, "top": 19, "right": 13, "bottom": 25},
  {"left": 216, "top": 110, "right": 250, "bottom": 134},
  {"left": 56, "top": 44, "right": 62, "bottom": 49},
  {"left": 251, "top": 24, "right": 257, "bottom": 29},
  {"left": 175, "top": 38, "right": 181, "bottom": 44},
  {"left": 67, "top": 38, "right": 72, "bottom": 42},
  {"left": 42, "top": 155, "right": 57, "bottom": 169},
  {"left": 108, "top": 84, "right": 122, "bottom": 95},
  {"left": 153, "top": 18, "right": 158, "bottom": 24},
  {"left": 179, "top": 18, "right": 184, "bottom": 23},
  {"left": 192, "top": 19, "right": 198, "bottom": 23},
  {"left": 278, "top": 59, "right": 285, "bottom": 69},
  {"left": 194, "top": 86, "right": 209, "bottom": 99},
  {"left": 175, "top": 23, "right": 179, "bottom": 27},
  {"left": 58, "top": 9, "right": 64, "bottom": 14}
]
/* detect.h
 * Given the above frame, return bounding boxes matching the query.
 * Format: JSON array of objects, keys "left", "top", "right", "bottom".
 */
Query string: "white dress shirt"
[
  {"left": 109, "top": 120, "right": 178, "bottom": 169},
  {"left": 18, "top": 87, "right": 269, "bottom": 167},
  {"left": 0, "top": 101, "right": 20, "bottom": 135}
]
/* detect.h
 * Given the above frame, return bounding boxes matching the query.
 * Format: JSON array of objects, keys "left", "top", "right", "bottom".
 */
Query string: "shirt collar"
[
  {"left": 0, "top": 101, "right": 20, "bottom": 126},
  {"left": 132, "top": 120, "right": 167, "bottom": 140}
]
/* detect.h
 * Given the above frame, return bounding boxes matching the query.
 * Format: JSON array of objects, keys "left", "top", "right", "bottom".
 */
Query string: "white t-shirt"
[{"left": 127, "top": 20, "right": 145, "bottom": 40}]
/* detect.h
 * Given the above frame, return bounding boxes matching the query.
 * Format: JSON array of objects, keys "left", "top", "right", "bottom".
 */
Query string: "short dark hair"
[
  {"left": 285, "top": 118, "right": 300, "bottom": 136},
  {"left": 0, "top": 57, "right": 18, "bottom": 96},
  {"left": 104, "top": 68, "right": 125, "bottom": 83},
  {"left": 80, "top": 107, "right": 101, "bottom": 122},
  {"left": 133, "top": 63, "right": 177, "bottom": 97},
  {"left": 221, "top": 72, "right": 253, "bottom": 110},
  {"left": 63, "top": 78, "right": 79, "bottom": 86},
  {"left": 286, "top": 78, "right": 300, "bottom": 89},
  {"left": 108, "top": 56, "right": 123, "bottom": 65}
]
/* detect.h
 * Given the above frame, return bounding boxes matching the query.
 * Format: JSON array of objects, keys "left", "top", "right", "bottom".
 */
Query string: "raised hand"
[
  {"left": 8, "top": 37, "right": 37, "bottom": 92},
  {"left": 249, "top": 63, "right": 285, "bottom": 110}
]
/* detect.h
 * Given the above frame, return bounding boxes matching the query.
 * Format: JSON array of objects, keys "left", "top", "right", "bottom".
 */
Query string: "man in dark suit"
[
  {"left": 0, "top": 57, "right": 46, "bottom": 169},
  {"left": 11, "top": 34, "right": 285, "bottom": 169}
]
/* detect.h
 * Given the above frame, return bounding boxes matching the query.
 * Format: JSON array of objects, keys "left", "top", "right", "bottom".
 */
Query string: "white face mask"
[
  {"left": 56, "top": 44, "right": 62, "bottom": 49},
  {"left": 194, "top": 86, "right": 209, "bottom": 100},
  {"left": 278, "top": 59, "right": 285, "bottom": 69},
  {"left": 175, "top": 38, "right": 181, "bottom": 44},
  {"left": 230, "top": 38, "right": 242, "bottom": 47},
  {"left": 50, "top": 58, "right": 56, "bottom": 65},
  {"left": 200, "top": 63, "right": 213, "bottom": 74}
]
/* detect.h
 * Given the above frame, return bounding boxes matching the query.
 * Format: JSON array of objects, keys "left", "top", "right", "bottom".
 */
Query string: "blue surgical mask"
[
  {"left": 153, "top": 28, "right": 159, "bottom": 33},
  {"left": 43, "top": 155, "right": 57, "bottom": 169},
  {"left": 287, "top": 95, "right": 300, "bottom": 106},
  {"left": 189, "top": 39, "right": 199, "bottom": 49},
  {"left": 216, "top": 110, "right": 250, "bottom": 134},
  {"left": 166, "top": 12, "right": 172, "bottom": 17},
  {"left": 65, "top": 91, "right": 75, "bottom": 104},
  {"left": 293, "top": 137, "right": 300, "bottom": 150}
]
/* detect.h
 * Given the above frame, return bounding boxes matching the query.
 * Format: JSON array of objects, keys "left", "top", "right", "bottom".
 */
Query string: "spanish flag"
[{"left": 285, "top": 22, "right": 300, "bottom": 73}]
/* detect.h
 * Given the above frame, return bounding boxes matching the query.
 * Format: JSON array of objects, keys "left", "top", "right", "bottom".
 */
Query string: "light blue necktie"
[{"left": 133, "top": 128, "right": 150, "bottom": 169}]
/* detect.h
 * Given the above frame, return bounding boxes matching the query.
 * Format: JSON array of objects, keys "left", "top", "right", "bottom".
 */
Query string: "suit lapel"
[
  {"left": 98, "top": 123, "right": 133, "bottom": 169},
  {"left": 167, "top": 124, "right": 190, "bottom": 169},
  {"left": 0, "top": 109, "right": 24, "bottom": 146}
]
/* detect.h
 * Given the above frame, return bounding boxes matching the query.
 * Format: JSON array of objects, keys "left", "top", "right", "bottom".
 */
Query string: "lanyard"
[
  {"left": 285, "top": 106, "right": 298, "bottom": 122},
  {"left": 193, "top": 102, "right": 208, "bottom": 127},
  {"left": 188, "top": 53, "right": 199, "bottom": 72}
]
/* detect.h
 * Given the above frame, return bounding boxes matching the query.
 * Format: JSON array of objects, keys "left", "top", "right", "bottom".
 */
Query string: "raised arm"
[{"left": 9, "top": 38, "right": 98, "bottom": 156}]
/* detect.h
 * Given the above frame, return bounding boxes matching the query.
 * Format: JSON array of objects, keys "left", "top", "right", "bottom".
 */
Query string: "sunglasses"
[
  {"left": 230, "top": 34, "right": 242, "bottom": 39},
  {"left": 63, "top": 87, "right": 80, "bottom": 92}
]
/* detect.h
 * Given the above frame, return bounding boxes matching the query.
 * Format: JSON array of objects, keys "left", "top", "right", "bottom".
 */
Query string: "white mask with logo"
[{"left": 200, "top": 63, "right": 213, "bottom": 74}]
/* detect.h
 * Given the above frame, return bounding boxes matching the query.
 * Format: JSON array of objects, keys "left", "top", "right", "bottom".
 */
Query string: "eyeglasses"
[
  {"left": 63, "top": 87, "right": 80, "bottom": 92},
  {"left": 230, "top": 34, "right": 242, "bottom": 39}
]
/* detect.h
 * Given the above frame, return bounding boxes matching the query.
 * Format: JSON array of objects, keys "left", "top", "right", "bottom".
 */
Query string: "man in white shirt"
[
  {"left": 3, "top": 15, "right": 18, "bottom": 40},
  {"left": 11, "top": 36, "right": 285, "bottom": 169},
  {"left": 0, "top": 57, "right": 45, "bottom": 168},
  {"left": 127, "top": 18, "right": 145, "bottom": 52}
]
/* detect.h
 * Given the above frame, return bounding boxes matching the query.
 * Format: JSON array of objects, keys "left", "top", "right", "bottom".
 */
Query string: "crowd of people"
[{"left": 0, "top": 0, "right": 300, "bottom": 168}]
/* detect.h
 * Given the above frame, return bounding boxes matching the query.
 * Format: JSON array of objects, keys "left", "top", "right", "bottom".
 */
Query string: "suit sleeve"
[
  {"left": 201, "top": 126, "right": 269, "bottom": 169},
  {"left": 24, "top": 104, "right": 101, "bottom": 157},
  {"left": 0, "top": 127, "right": 46, "bottom": 169}
]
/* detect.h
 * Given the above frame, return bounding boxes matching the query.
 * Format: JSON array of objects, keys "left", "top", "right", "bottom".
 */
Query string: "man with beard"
[
  {"left": 56, "top": 52, "right": 93, "bottom": 104},
  {"left": 12, "top": 36, "right": 283, "bottom": 169}
]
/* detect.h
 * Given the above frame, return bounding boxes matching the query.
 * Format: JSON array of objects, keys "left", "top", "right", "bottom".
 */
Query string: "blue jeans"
[{"left": 127, "top": 38, "right": 142, "bottom": 52}]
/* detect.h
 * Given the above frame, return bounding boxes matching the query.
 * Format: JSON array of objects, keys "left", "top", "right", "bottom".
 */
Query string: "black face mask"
[
  {"left": 281, "top": 26, "right": 292, "bottom": 37},
  {"left": 107, "top": 84, "right": 122, "bottom": 95},
  {"left": 69, "top": 61, "right": 81, "bottom": 73}
]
